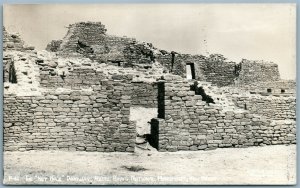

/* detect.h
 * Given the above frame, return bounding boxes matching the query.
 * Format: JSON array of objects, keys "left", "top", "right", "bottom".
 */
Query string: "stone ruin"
[{"left": 3, "top": 22, "right": 296, "bottom": 152}]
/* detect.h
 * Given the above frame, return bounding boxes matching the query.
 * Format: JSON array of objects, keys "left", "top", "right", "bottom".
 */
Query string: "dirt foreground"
[{"left": 3, "top": 145, "right": 296, "bottom": 185}]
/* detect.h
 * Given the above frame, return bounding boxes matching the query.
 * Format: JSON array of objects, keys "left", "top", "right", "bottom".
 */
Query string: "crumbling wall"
[
  {"left": 3, "top": 27, "right": 35, "bottom": 51},
  {"left": 150, "top": 76, "right": 296, "bottom": 151},
  {"left": 46, "top": 22, "right": 157, "bottom": 66},
  {"left": 4, "top": 81, "right": 136, "bottom": 152},
  {"left": 236, "top": 59, "right": 280, "bottom": 85},
  {"left": 45, "top": 40, "right": 62, "bottom": 52},
  {"left": 58, "top": 22, "right": 107, "bottom": 53},
  {"left": 156, "top": 53, "right": 173, "bottom": 72},
  {"left": 123, "top": 42, "right": 155, "bottom": 66}
]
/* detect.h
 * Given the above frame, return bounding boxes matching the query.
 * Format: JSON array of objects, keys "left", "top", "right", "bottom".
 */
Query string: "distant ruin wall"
[
  {"left": 157, "top": 54, "right": 282, "bottom": 87},
  {"left": 45, "top": 40, "right": 62, "bottom": 52},
  {"left": 150, "top": 78, "right": 296, "bottom": 152},
  {"left": 236, "top": 60, "right": 280, "bottom": 85},
  {"left": 4, "top": 82, "right": 136, "bottom": 152},
  {"left": 3, "top": 27, "right": 35, "bottom": 52},
  {"left": 58, "top": 22, "right": 107, "bottom": 53},
  {"left": 197, "top": 60, "right": 237, "bottom": 86},
  {"left": 47, "top": 22, "right": 155, "bottom": 65},
  {"left": 233, "top": 96, "right": 296, "bottom": 120}
]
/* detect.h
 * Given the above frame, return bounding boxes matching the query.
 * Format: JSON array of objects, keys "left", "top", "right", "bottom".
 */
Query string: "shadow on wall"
[
  {"left": 190, "top": 81, "right": 214, "bottom": 104},
  {"left": 157, "top": 81, "right": 165, "bottom": 119}
]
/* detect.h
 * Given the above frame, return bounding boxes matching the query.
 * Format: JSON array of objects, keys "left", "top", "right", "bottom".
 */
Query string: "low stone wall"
[
  {"left": 39, "top": 67, "right": 106, "bottom": 89},
  {"left": 236, "top": 80, "right": 296, "bottom": 94},
  {"left": 131, "top": 81, "right": 158, "bottom": 108},
  {"left": 4, "top": 80, "right": 136, "bottom": 152},
  {"left": 232, "top": 95, "right": 296, "bottom": 120},
  {"left": 150, "top": 77, "right": 296, "bottom": 152}
]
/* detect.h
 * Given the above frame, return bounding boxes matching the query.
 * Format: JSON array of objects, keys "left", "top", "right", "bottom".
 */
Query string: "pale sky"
[{"left": 4, "top": 4, "right": 296, "bottom": 79}]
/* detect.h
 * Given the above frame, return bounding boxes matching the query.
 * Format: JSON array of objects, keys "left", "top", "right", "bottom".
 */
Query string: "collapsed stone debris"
[{"left": 3, "top": 22, "right": 296, "bottom": 152}]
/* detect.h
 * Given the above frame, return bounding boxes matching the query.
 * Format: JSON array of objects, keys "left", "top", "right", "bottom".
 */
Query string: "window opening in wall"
[
  {"left": 281, "top": 89, "right": 285, "bottom": 93},
  {"left": 186, "top": 63, "right": 195, "bottom": 80},
  {"left": 244, "top": 103, "right": 247, "bottom": 110},
  {"left": 267, "top": 88, "right": 272, "bottom": 93}
]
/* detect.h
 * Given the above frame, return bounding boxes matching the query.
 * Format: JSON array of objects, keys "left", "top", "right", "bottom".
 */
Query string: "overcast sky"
[{"left": 4, "top": 4, "right": 296, "bottom": 79}]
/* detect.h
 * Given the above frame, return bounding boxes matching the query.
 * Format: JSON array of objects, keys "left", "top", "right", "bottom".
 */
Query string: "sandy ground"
[{"left": 3, "top": 145, "right": 296, "bottom": 185}]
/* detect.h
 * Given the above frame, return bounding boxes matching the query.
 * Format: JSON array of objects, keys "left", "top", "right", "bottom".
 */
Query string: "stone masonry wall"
[
  {"left": 237, "top": 80, "right": 296, "bottom": 94},
  {"left": 236, "top": 59, "right": 280, "bottom": 85},
  {"left": 45, "top": 40, "right": 63, "bottom": 52},
  {"left": 150, "top": 76, "right": 296, "bottom": 152},
  {"left": 4, "top": 81, "right": 136, "bottom": 152},
  {"left": 39, "top": 67, "right": 106, "bottom": 89},
  {"left": 131, "top": 82, "right": 158, "bottom": 108},
  {"left": 157, "top": 54, "right": 238, "bottom": 87},
  {"left": 58, "top": 22, "right": 107, "bottom": 53},
  {"left": 232, "top": 95, "right": 296, "bottom": 120},
  {"left": 198, "top": 60, "right": 237, "bottom": 87},
  {"left": 47, "top": 22, "right": 156, "bottom": 66}
]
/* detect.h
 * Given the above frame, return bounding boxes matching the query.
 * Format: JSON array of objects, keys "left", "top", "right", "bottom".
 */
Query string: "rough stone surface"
[
  {"left": 4, "top": 82, "right": 136, "bottom": 152},
  {"left": 150, "top": 79, "right": 296, "bottom": 152}
]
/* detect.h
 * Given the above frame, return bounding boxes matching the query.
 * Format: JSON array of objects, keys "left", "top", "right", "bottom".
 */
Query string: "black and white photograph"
[{"left": 2, "top": 3, "right": 297, "bottom": 185}]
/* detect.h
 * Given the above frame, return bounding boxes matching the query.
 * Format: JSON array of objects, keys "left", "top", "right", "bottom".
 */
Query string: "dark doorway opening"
[
  {"left": 157, "top": 82, "right": 165, "bottom": 119},
  {"left": 9, "top": 61, "right": 17, "bottom": 83},
  {"left": 267, "top": 88, "right": 272, "bottom": 93},
  {"left": 171, "top": 51, "right": 175, "bottom": 73}
]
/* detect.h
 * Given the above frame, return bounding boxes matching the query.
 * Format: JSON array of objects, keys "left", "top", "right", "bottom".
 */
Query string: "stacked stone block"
[
  {"left": 233, "top": 95, "right": 296, "bottom": 120},
  {"left": 4, "top": 81, "right": 136, "bottom": 152},
  {"left": 157, "top": 53, "right": 238, "bottom": 87},
  {"left": 237, "top": 80, "right": 296, "bottom": 94},
  {"left": 39, "top": 66, "right": 106, "bottom": 89},
  {"left": 236, "top": 59, "right": 280, "bottom": 85},
  {"left": 131, "top": 82, "right": 158, "bottom": 108},
  {"left": 151, "top": 76, "right": 296, "bottom": 151},
  {"left": 46, "top": 22, "right": 157, "bottom": 67}
]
